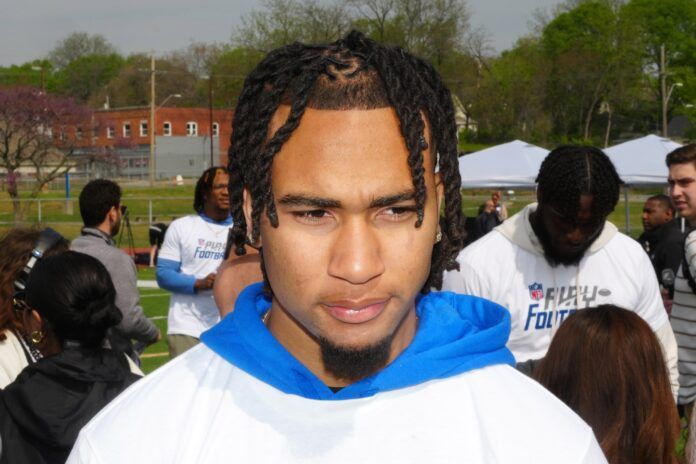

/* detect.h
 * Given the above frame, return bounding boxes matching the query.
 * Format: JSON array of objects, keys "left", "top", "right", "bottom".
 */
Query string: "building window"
[
  {"left": 212, "top": 122, "right": 219, "bottom": 137},
  {"left": 140, "top": 121, "right": 148, "bottom": 137},
  {"left": 186, "top": 122, "right": 198, "bottom": 136},
  {"left": 123, "top": 122, "right": 131, "bottom": 138},
  {"left": 107, "top": 126, "right": 115, "bottom": 139},
  {"left": 163, "top": 122, "right": 172, "bottom": 136},
  {"left": 76, "top": 126, "right": 83, "bottom": 140},
  {"left": 59, "top": 126, "right": 66, "bottom": 141}
]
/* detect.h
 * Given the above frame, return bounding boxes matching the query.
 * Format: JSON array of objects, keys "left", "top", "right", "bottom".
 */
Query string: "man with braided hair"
[
  {"left": 444, "top": 146, "right": 678, "bottom": 394},
  {"left": 68, "top": 33, "right": 604, "bottom": 463}
]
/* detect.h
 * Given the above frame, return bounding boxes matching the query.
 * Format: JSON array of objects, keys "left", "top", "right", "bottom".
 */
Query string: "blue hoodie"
[{"left": 201, "top": 283, "right": 515, "bottom": 401}]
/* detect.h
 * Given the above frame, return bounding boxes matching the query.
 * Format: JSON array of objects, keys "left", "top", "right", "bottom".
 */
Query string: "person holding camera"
[{"left": 72, "top": 179, "right": 160, "bottom": 363}]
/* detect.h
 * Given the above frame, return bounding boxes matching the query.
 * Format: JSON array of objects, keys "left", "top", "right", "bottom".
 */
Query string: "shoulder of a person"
[
  {"left": 459, "top": 230, "right": 513, "bottom": 264},
  {"left": 444, "top": 365, "right": 596, "bottom": 450},
  {"left": 78, "top": 345, "right": 223, "bottom": 436},
  {"left": 465, "top": 365, "right": 594, "bottom": 430},
  {"left": 169, "top": 215, "right": 199, "bottom": 229},
  {"left": 603, "top": 231, "right": 650, "bottom": 259}
]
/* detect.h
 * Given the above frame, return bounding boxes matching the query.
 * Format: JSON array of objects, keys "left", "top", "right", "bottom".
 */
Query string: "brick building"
[{"left": 75, "top": 106, "right": 234, "bottom": 180}]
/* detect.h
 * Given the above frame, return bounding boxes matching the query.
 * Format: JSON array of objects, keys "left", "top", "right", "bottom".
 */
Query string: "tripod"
[{"left": 118, "top": 209, "right": 136, "bottom": 258}]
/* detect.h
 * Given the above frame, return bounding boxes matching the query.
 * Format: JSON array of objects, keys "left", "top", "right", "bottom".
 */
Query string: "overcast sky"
[{"left": 1, "top": 0, "right": 563, "bottom": 67}]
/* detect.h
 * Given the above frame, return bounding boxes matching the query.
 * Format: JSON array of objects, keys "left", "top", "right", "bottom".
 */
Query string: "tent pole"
[{"left": 624, "top": 187, "right": 630, "bottom": 234}]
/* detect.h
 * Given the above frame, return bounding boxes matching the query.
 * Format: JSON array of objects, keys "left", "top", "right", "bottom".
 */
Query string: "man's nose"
[{"left": 327, "top": 219, "right": 385, "bottom": 285}]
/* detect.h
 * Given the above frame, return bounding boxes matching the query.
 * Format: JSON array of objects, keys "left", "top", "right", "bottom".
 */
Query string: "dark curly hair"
[
  {"left": 536, "top": 145, "right": 622, "bottom": 219},
  {"left": 194, "top": 166, "right": 228, "bottom": 213},
  {"left": 227, "top": 30, "right": 464, "bottom": 292}
]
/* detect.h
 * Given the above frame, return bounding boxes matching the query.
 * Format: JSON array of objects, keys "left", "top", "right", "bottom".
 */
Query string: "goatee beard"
[
  {"left": 531, "top": 214, "right": 597, "bottom": 267},
  {"left": 318, "top": 335, "right": 394, "bottom": 384}
]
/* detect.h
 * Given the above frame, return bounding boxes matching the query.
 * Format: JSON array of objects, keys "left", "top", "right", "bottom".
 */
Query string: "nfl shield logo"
[{"left": 528, "top": 283, "right": 544, "bottom": 301}]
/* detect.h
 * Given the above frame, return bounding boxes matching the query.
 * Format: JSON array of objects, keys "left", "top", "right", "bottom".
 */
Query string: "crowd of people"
[{"left": 0, "top": 31, "right": 694, "bottom": 463}]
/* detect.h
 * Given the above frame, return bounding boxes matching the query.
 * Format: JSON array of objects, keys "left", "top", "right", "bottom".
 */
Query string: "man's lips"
[{"left": 322, "top": 298, "right": 389, "bottom": 324}]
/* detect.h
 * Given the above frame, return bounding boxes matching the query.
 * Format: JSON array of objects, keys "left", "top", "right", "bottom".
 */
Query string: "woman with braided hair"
[
  {"left": 443, "top": 145, "right": 678, "bottom": 393},
  {"left": 68, "top": 32, "right": 604, "bottom": 463}
]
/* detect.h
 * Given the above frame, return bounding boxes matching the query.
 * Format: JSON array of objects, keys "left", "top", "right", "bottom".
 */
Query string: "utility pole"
[
  {"left": 660, "top": 44, "right": 668, "bottom": 137},
  {"left": 149, "top": 55, "right": 156, "bottom": 186},
  {"left": 209, "top": 76, "right": 214, "bottom": 167}
]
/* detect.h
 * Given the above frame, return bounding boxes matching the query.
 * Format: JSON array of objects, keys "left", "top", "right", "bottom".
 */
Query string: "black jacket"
[
  {"left": 637, "top": 219, "right": 685, "bottom": 292},
  {"left": 0, "top": 347, "right": 140, "bottom": 464}
]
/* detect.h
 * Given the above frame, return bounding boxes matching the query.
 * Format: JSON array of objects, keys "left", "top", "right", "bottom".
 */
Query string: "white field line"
[{"left": 140, "top": 293, "right": 170, "bottom": 298}]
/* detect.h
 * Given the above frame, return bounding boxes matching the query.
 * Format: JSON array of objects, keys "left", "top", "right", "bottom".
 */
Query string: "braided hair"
[
  {"left": 536, "top": 145, "right": 622, "bottom": 219},
  {"left": 194, "top": 166, "right": 228, "bottom": 213},
  {"left": 227, "top": 31, "right": 464, "bottom": 292}
]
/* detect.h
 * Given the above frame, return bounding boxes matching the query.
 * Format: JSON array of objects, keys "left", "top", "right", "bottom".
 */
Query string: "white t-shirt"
[
  {"left": 443, "top": 219, "right": 668, "bottom": 364},
  {"left": 67, "top": 344, "right": 605, "bottom": 464},
  {"left": 158, "top": 215, "right": 230, "bottom": 338},
  {"left": 0, "top": 329, "right": 31, "bottom": 388}
]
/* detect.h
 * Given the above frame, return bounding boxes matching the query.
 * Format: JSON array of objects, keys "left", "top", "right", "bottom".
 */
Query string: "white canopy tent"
[
  {"left": 605, "top": 135, "right": 682, "bottom": 233},
  {"left": 605, "top": 134, "right": 682, "bottom": 186},
  {"left": 458, "top": 139, "right": 549, "bottom": 188}
]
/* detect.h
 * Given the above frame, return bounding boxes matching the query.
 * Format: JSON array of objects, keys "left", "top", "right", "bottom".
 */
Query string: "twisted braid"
[
  {"left": 227, "top": 31, "right": 465, "bottom": 292},
  {"left": 536, "top": 145, "right": 622, "bottom": 219}
]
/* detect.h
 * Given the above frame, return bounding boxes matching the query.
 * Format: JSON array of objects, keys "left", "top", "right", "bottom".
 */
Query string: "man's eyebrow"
[
  {"left": 370, "top": 190, "right": 417, "bottom": 208},
  {"left": 277, "top": 194, "right": 341, "bottom": 208}
]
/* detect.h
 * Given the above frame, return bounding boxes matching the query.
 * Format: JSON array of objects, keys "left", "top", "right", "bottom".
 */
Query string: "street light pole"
[
  {"left": 660, "top": 44, "right": 683, "bottom": 138},
  {"left": 149, "top": 55, "right": 156, "bottom": 186},
  {"left": 31, "top": 65, "right": 45, "bottom": 92},
  {"left": 209, "top": 76, "right": 214, "bottom": 167}
]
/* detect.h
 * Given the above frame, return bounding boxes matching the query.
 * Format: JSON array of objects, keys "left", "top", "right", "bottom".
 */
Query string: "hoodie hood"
[
  {"left": 202, "top": 283, "right": 515, "bottom": 401},
  {"left": 1, "top": 348, "right": 140, "bottom": 454},
  {"left": 496, "top": 202, "right": 618, "bottom": 256}
]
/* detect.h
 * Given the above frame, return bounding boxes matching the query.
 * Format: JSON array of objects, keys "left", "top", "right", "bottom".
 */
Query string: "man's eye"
[
  {"left": 381, "top": 206, "right": 417, "bottom": 220},
  {"left": 293, "top": 210, "right": 330, "bottom": 223}
]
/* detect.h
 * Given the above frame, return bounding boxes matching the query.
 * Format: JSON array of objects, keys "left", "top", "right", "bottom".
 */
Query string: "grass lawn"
[{"left": 137, "top": 271, "right": 172, "bottom": 374}]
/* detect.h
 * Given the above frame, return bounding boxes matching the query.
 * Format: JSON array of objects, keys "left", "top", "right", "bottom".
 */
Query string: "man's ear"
[{"left": 107, "top": 206, "right": 118, "bottom": 224}]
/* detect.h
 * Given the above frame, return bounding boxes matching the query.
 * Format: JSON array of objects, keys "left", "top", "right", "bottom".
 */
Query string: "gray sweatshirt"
[{"left": 72, "top": 228, "right": 159, "bottom": 344}]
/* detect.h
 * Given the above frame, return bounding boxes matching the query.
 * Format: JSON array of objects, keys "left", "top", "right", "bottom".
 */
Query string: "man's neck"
[
  {"left": 93, "top": 223, "right": 113, "bottom": 238},
  {"left": 203, "top": 207, "right": 228, "bottom": 222}
]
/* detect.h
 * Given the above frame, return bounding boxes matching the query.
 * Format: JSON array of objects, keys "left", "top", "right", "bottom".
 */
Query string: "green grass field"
[{"left": 138, "top": 285, "right": 171, "bottom": 374}]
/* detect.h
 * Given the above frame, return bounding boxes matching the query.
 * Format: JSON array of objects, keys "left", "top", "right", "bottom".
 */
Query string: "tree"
[
  {"left": 540, "top": 1, "right": 643, "bottom": 141},
  {"left": 0, "top": 88, "right": 96, "bottom": 220},
  {"left": 622, "top": 0, "right": 696, "bottom": 132},
  {"left": 209, "top": 47, "right": 265, "bottom": 107},
  {"left": 48, "top": 32, "right": 117, "bottom": 70},
  {"left": 92, "top": 54, "right": 199, "bottom": 108},
  {"left": 233, "top": 0, "right": 352, "bottom": 51},
  {"left": 167, "top": 41, "right": 225, "bottom": 79},
  {"left": 348, "top": 0, "right": 472, "bottom": 67},
  {"left": 0, "top": 61, "right": 51, "bottom": 90},
  {"left": 53, "top": 53, "right": 125, "bottom": 103},
  {"left": 469, "top": 37, "right": 551, "bottom": 143}
]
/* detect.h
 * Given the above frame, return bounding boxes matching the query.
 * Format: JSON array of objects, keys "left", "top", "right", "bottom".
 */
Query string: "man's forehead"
[
  {"left": 668, "top": 162, "right": 696, "bottom": 180},
  {"left": 268, "top": 105, "right": 434, "bottom": 147}
]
